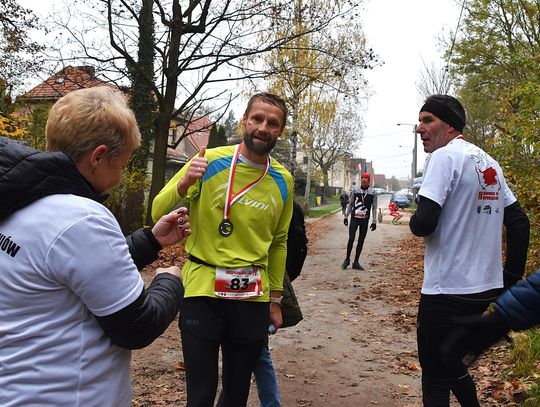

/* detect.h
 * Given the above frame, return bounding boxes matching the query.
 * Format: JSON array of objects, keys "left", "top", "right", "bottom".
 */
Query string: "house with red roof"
[
  {"left": 16, "top": 66, "right": 115, "bottom": 108},
  {"left": 15, "top": 65, "right": 211, "bottom": 175},
  {"left": 162, "top": 115, "right": 211, "bottom": 179}
]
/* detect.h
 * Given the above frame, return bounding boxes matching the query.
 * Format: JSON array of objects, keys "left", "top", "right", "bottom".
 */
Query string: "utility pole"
[
  {"left": 396, "top": 123, "right": 419, "bottom": 182},
  {"left": 397, "top": 123, "right": 419, "bottom": 200},
  {"left": 412, "top": 124, "right": 418, "bottom": 181}
]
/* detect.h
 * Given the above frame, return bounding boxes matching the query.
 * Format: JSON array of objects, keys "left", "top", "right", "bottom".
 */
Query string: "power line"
[
  {"left": 442, "top": 0, "right": 467, "bottom": 84},
  {"left": 362, "top": 130, "right": 409, "bottom": 139},
  {"left": 370, "top": 152, "right": 411, "bottom": 160}
]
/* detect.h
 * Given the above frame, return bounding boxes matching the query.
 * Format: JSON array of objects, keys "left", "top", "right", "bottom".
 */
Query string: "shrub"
[{"left": 104, "top": 168, "right": 149, "bottom": 235}]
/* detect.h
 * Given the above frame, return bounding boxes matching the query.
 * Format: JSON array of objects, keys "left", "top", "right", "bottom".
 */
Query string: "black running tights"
[
  {"left": 181, "top": 328, "right": 265, "bottom": 407},
  {"left": 346, "top": 217, "right": 368, "bottom": 262}
]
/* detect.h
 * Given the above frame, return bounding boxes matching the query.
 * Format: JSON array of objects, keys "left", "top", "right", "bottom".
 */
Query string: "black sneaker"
[
  {"left": 352, "top": 261, "right": 364, "bottom": 270},
  {"left": 341, "top": 258, "right": 350, "bottom": 269}
]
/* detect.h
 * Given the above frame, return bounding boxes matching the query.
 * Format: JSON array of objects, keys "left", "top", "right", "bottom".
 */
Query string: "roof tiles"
[{"left": 19, "top": 66, "right": 113, "bottom": 102}]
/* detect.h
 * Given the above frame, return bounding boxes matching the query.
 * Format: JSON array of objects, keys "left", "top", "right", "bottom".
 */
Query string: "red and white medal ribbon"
[{"left": 220, "top": 143, "right": 269, "bottom": 236}]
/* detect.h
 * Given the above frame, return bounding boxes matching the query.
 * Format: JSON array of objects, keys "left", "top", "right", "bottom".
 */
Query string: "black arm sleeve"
[
  {"left": 95, "top": 273, "right": 184, "bottom": 349},
  {"left": 503, "top": 201, "right": 530, "bottom": 288},
  {"left": 126, "top": 228, "right": 162, "bottom": 271},
  {"left": 409, "top": 196, "right": 442, "bottom": 237}
]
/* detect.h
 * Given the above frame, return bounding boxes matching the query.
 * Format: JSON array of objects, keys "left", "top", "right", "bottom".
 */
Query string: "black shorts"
[{"left": 179, "top": 297, "right": 270, "bottom": 344}]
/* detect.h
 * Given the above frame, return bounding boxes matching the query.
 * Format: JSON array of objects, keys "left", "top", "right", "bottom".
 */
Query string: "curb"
[{"left": 305, "top": 208, "right": 342, "bottom": 224}]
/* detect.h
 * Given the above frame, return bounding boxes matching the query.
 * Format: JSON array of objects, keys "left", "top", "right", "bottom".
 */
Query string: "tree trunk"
[
  {"left": 146, "top": 111, "right": 172, "bottom": 224},
  {"left": 289, "top": 98, "right": 299, "bottom": 178},
  {"left": 303, "top": 147, "right": 312, "bottom": 209},
  {"left": 145, "top": 1, "right": 183, "bottom": 225},
  {"left": 322, "top": 169, "right": 329, "bottom": 203},
  {"left": 126, "top": 0, "right": 154, "bottom": 230}
]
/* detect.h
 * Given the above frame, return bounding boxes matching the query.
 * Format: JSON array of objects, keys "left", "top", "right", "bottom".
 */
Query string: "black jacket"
[{"left": 0, "top": 137, "right": 183, "bottom": 349}]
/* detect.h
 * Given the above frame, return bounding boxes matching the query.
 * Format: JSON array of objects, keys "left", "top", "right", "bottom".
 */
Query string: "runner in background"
[
  {"left": 342, "top": 172, "right": 377, "bottom": 270},
  {"left": 388, "top": 200, "right": 403, "bottom": 225}
]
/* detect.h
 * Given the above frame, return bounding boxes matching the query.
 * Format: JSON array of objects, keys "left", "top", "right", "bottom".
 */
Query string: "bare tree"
[
  {"left": 310, "top": 102, "right": 362, "bottom": 197},
  {"left": 46, "top": 0, "right": 357, "bottom": 223},
  {"left": 416, "top": 59, "right": 455, "bottom": 99},
  {"left": 251, "top": 1, "right": 377, "bottom": 178}
]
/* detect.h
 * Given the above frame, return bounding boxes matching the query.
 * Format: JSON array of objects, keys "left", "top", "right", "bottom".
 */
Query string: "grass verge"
[
  {"left": 307, "top": 204, "right": 341, "bottom": 218},
  {"left": 507, "top": 328, "right": 540, "bottom": 405}
]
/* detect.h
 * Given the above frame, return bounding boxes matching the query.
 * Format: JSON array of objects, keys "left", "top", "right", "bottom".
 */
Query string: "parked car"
[
  {"left": 398, "top": 188, "right": 413, "bottom": 202},
  {"left": 391, "top": 193, "right": 409, "bottom": 208}
]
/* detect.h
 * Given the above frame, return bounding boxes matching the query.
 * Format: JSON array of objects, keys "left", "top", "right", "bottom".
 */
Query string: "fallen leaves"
[{"left": 354, "top": 232, "right": 535, "bottom": 406}]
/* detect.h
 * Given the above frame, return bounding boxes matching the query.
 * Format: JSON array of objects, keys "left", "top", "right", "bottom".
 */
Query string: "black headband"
[{"left": 420, "top": 99, "right": 465, "bottom": 132}]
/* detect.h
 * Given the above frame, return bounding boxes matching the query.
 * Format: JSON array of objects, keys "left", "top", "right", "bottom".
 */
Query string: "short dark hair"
[
  {"left": 421, "top": 94, "right": 466, "bottom": 132},
  {"left": 244, "top": 92, "right": 288, "bottom": 129}
]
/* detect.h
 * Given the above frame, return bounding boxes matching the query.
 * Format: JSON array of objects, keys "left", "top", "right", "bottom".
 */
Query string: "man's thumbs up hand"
[
  {"left": 176, "top": 145, "right": 209, "bottom": 197},
  {"left": 188, "top": 146, "right": 208, "bottom": 181}
]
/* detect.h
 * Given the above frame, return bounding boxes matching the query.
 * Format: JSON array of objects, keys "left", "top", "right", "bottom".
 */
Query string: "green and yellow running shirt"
[{"left": 151, "top": 145, "right": 294, "bottom": 301}]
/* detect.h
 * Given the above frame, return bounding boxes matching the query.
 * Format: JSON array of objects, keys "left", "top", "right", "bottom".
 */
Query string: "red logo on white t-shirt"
[
  {"left": 471, "top": 153, "right": 501, "bottom": 194},
  {"left": 479, "top": 167, "right": 498, "bottom": 187}
]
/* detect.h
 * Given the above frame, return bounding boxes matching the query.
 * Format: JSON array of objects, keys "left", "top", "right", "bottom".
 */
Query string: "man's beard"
[{"left": 243, "top": 130, "right": 277, "bottom": 156}]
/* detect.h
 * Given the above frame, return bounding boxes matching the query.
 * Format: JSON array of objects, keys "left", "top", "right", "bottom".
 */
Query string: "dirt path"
[{"left": 246, "top": 211, "right": 423, "bottom": 407}]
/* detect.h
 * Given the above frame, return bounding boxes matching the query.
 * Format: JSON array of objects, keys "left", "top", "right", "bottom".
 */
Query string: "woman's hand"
[{"left": 152, "top": 208, "right": 191, "bottom": 247}]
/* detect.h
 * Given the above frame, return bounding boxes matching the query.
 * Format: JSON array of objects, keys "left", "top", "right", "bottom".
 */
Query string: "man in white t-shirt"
[{"left": 409, "top": 94, "right": 529, "bottom": 407}]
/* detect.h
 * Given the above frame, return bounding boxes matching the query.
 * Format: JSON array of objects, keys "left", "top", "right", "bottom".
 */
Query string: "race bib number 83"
[{"left": 215, "top": 266, "right": 263, "bottom": 299}]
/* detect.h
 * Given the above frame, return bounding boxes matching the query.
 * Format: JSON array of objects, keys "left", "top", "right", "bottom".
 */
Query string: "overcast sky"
[{"left": 360, "top": 0, "right": 462, "bottom": 179}]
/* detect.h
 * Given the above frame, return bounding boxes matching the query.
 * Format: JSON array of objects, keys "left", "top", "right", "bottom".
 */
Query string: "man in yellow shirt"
[{"left": 152, "top": 92, "right": 294, "bottom": 406}]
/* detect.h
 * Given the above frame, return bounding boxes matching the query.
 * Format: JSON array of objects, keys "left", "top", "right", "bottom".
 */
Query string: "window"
[{"left": 169, "top": 128, "right": 177, "bottom": 143}]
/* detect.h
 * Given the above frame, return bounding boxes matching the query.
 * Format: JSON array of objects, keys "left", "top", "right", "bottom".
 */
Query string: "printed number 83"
[{"left": 230, "top": 278, "right": 249, "bottom": 290}]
